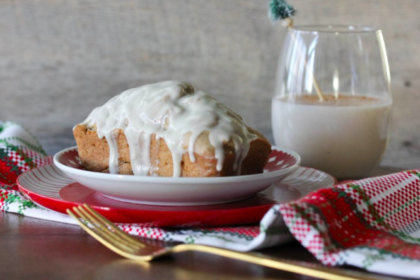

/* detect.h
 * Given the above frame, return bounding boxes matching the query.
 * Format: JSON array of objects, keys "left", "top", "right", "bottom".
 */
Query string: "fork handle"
[{"left": 171, "top": 244, "right": 396, "bottom": 280}]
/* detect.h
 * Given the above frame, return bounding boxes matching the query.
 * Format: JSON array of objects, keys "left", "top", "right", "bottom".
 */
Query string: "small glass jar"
[{"left": 272, "top": 25, "right": 392, "bottom": 179}]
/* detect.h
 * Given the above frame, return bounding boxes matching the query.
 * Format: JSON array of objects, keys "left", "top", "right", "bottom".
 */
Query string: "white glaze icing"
[{"left": 80, "top": 81, "right": 257, "bottom": 177}]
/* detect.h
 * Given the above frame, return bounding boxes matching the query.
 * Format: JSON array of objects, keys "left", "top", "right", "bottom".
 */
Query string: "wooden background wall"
[{"left": 1, "top": 0, "right": 419, "bottom": 169}]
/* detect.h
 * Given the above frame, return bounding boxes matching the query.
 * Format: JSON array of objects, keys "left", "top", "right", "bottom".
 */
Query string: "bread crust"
[{"left": 73, "top": 124, "right": 271, "bottom": 177}]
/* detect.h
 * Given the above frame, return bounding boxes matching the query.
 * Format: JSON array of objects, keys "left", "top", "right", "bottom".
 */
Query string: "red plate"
[{"left": 17, "top": 165, "right": 334, "bottom": 227}]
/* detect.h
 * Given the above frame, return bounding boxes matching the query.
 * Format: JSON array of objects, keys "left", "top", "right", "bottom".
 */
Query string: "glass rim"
[{"left": 290, "top": 25, "right": 381, "bottom": 34}]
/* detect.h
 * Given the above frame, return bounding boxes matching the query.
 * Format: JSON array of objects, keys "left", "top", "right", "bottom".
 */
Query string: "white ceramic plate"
[
  {"left": 53, "top": 146, "right": 300, "bottom": 206},
  {"left": 17, "top": 165, "right": 334, "bottom": 227}
]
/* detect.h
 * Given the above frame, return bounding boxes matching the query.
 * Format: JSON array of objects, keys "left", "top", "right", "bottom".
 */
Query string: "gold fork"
[{"left": 67, "top": 204, "right": 397, "bottom": 280}]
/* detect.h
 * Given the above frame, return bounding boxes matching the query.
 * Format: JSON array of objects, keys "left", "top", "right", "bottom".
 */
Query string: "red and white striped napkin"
[{"left": 1, "top": 121, "right": 420, "bottom": 278}]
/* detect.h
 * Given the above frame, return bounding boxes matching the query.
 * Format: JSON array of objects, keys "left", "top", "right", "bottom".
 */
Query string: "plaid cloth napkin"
[{"left": 1, "top": 121, "right": 420, "bottom": 278}]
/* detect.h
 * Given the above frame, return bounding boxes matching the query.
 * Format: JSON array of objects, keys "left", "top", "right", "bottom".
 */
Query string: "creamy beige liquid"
[{"left": 272, "top": 95, "right": 392, "bottom": 179}]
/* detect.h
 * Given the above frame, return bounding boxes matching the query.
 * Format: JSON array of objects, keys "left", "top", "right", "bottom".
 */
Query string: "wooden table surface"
[{"left": 0, "top": 167, "right": 410, "bottom": 280}]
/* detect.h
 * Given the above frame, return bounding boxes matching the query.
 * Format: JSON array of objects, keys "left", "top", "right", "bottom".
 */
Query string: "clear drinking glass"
[{"left": 272, "top": 25, "right": 392, "bottom": 179}]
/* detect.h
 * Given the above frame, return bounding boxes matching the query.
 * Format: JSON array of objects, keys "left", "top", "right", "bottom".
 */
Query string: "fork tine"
[
  {"left": 82, "top": 204, "right": 144, "bottom": 248},
  {"left": 66, "top": 208, "right": 139, "bottom": 254},
  {"left": 74, "top": 206, "right": 140, "bottom": 251}
]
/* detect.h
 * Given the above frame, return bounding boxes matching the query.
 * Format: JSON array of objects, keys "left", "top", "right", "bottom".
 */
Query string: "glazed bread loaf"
[{"left": 73, "top": 81, "right": 271, "bottom": 177}]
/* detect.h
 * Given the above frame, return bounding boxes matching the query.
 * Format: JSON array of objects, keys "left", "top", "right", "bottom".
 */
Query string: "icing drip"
[
  {"left": 104, "top": 131, "right": 118, "bottom": 174},
  {"left": 81, "top": 81, "right": 257, "bottom": 177}
]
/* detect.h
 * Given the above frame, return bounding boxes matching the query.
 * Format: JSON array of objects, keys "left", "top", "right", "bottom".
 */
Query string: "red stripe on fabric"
[{"left": 0, "top": 159, "right": 16, "bottom": 184}]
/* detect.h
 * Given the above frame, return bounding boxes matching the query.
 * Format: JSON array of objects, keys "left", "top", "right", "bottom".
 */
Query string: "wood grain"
[
  {"left": 0, "top": 212, "right": 321, "bottom": 280},
  {"left": 0, "top": 0, "right": 419, "bottom": 168}
]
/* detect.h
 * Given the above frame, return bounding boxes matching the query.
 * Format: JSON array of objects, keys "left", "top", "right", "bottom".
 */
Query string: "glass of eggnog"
[{"left": 272, "top": 25, "right": 392, "bottom": 179}]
